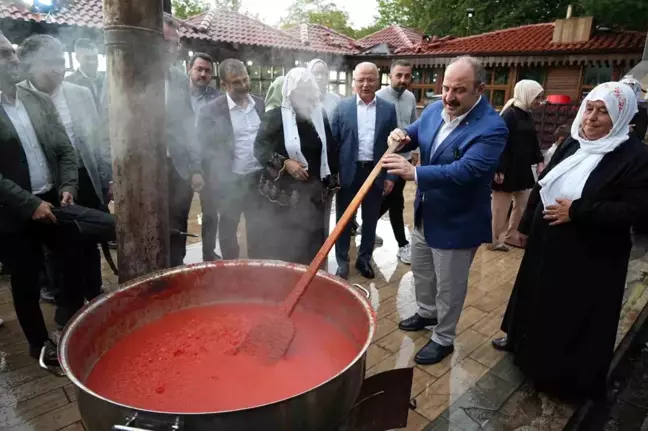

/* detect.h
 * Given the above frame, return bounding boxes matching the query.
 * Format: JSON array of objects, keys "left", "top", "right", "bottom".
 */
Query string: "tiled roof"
[
  {"left": 0, "top": 0, "right": 103, "bottom": 28},
  {"left": 396, "top": 23, "right": 647, "bottom": 56},
  {"left": 357, "top": 25, "right": 423, "bottom": 50},
  {"left": 284, "top": 23, "right": 361, "bottom": 54},
  {"left": 183, "top": 9, "right": 310, "bottom": 51}
]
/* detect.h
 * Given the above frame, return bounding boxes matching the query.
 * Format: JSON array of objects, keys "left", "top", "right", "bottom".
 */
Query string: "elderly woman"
[
  {"left": 492, "top": 82, "right": 648, "bottom": 401},
  {"left": 489, "top": 80, "right": 544, "bottom": 251},
  {"left": 254, "top": 68, "right": 339, "bottom": 264}
]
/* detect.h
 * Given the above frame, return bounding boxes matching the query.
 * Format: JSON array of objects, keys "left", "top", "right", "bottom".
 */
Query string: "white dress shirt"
[
  {"left": 228, "top": 93, "right": 263, "bottom": 175},
  {"left": 415, "top": 97, "right": 481, "bottom": 184},
  {"left": 1, "top": 92, "right": 53, "bottom": 194},
  {"left": 47, "top": 84, "right": 79, "bottom": 153},
  {"left": 357, "top": 95, "right": 377, "bottom": 162}
]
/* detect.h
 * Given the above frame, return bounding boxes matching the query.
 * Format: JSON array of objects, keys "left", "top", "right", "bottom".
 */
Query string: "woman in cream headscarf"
[
  {"left": 264, "top": 75, "right": 284, "bottom": 111},
  {"left": 306, "top": 59, "right": 340, "bottom": 119},
  {"left": 493, "top": 82, "right": 648, "bottom": 401},
  {"left": 254, "top": 67, "right": 339, "bottom": 264},
  {"left": 489, "top": 80, "right": 545, "bottom": 251}
]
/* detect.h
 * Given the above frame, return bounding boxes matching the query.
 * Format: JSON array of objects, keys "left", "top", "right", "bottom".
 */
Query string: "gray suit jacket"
[
  {"left": 19, "top": 81, "right": 110, "bottom": 204},
  {"left": 0, "top": 86, "right": 78, "bottom": 234}
]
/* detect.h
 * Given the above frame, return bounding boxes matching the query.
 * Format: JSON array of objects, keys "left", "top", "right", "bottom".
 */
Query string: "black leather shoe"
[
  {"left": 491, "top": 336, "right": 513, "bottom": 352},
  {"left": 355, "top": 261, "right": 375, "bottom": 279},
  {"left": 398, "top": 314, "right": 438, "bottom": 332},
  {"left": 336, "top": 265, "right": 349, "bottom": 280},
  {"left": 415, "top": 340, "right": 454, "bottom": 365}
]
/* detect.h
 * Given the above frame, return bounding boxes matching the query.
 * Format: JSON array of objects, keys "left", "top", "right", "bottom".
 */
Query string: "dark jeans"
[
  {"left": 379, "top": 175, "right": 409, "bottom": 248},
  {"left": 335, "top": 163, "right": 383, "bottom": 267},
  {"left": 218, "top": 171, "right": 264, "bottom": 259},
  {"left": 168, "top": 160, "right": 195, "bottom": 267},
  {"left": 0, "top": 190, "right": 76, "bottom": 349}
]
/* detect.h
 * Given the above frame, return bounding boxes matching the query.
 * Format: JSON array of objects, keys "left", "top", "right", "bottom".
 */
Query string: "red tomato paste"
[{"left": 86, "top": 303, "right": 360, "bottom": 412}]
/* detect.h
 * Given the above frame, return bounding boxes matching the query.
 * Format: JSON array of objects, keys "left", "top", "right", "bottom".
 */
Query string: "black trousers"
[
  {"left": 47, "top": 168, "right": 104, "bottom": 327},
  {"left": 379, "top": 175, "right": 409, "bottom": 248},
  {"left": 0, "top": 190, "right": 77, "bottom": 349},
  {"left": 168, "top": 160, "right": 194, "bottom": 267},
  {"left": 217, "top": 172, "right": 264, "bottom": 260},
  {"left": 200, "top": 183, "right": 219, "bottom": 261}
]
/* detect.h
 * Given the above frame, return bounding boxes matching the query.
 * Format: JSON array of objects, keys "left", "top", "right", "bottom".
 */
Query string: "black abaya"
[{"left": 500, "top": 134, "right": 648, "bottom": 401}]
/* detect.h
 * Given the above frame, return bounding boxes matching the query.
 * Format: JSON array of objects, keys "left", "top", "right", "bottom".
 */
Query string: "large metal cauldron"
[{"left": 59, "top": 261, "right": 376, "bottom": 431}]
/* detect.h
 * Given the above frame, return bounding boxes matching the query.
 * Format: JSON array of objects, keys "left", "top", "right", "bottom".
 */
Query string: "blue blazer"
[
  {"left": 331, "top": 96, "right": 398, "bottom": 188},
  {"left": 403, "top": 98, "right": 508, "bottom": 249}
]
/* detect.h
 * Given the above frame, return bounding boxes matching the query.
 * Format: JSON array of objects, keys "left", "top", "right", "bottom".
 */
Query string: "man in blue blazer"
[
  {"left": 383, "top": 56, "right": 508, "bottom": 364},
  {"left": 331, "top": 62, "right": 398, "bottom": 279}
]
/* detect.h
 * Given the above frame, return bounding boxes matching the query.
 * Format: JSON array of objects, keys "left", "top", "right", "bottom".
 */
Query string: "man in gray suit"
[
  {"left": 17, "top": 34, "right": 111, "bottom": 326},
  {"left": 0, "top": 32, "right": 78, "bottom": 367},
  {"left": 163, "top": 17, "right": 205, "bottom": 266}
]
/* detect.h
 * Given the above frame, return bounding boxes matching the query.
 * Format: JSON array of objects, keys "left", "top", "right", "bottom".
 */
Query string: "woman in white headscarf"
[
  {"left": 493, "top": 82, "right": 648, "bottom": 401},
  {"left": 306, "top": 59, "right": 341, "bottom": 119},
  {"left": 489, "top": 80, "right": 545, "bottom": 251},
  {"left": 254, "top": 67, "right": 339, "bottom": 264}
]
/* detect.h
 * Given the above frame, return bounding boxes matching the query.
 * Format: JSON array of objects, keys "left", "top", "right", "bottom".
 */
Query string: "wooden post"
[{"left": 103, "top": 0, "right": 169, "bottom": 282}]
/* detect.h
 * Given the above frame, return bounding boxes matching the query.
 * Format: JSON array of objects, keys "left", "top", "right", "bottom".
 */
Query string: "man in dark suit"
[
  {"left": 163, "top": 17, "right": 205, "bottom": 266},
  {"left": 197, "top": 59, "right": 265, "bottom": 260},
  {"left": 331, "top": 62, "right": 398, "bottom": 280},
  {"left": 383, "top": 56, "right": 508, "bottom": 364},
  {"left": 188, "top": 52, "right": 220, "bottom": 116},
  {"left": 65, "top": 39, "right": 105, "bottom": 109},
  {"left": 0, "top": 32, "right": 78, "bottom": 367}
]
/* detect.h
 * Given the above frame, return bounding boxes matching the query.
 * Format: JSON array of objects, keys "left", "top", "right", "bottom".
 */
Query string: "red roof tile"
[
  {"left": 396, "top": 23, "right": 646, "bottom": 56},
  {"left": 284, "top": 23, "right": 361, "bottom": 54},
  {"left": 183, "top": 9, "right": 311, "bottom": 52},
  {"left": 357, "top": 25, "right": 423, "bottom": 50},
  {"left": 0, "top": 0, "right": 103, "bottom": 28}
]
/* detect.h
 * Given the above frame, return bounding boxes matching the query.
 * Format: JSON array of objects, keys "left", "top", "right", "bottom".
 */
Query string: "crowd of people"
[{"left": 0, "top": 15, "right": 647, "bottom": 405}]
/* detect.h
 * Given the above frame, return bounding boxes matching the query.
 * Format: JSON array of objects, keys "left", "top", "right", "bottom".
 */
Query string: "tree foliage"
[
  {"left": 171, "top": 0, "right": 242, "bottom": 19},
  {"left": 375, "top": 0, "right": 647, "bottom": 36},
  {"left": 279, "top": 0, "right": 356, "bottom": 37}
]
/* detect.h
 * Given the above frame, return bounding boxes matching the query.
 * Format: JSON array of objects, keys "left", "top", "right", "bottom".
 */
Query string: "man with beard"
[
  {"left": 383, "top": 56, "right": 507, "bottom": 364},
  {"left": 197, "top": 59, "right": 265, "bottom": 259},
  {"left": 187, "top": 52, "right": 220, "bottom": 116},
  {"left": 163, "top": 16, "right": 205, "bottom": 266},
  {"left": 187, "top": 52, "right": 221, "bottom": 261},
  {"left": 0, "top": 31, "right": 78, "bottom": 367},
  {"left": 376, "top": 59, "right": 418, "bottom": 265},
  {"left": 17, "top": 34, "right": 111, "bottom": 325},
  {"left": 66, "top": 39, "right": 104, "bottom": 109}
]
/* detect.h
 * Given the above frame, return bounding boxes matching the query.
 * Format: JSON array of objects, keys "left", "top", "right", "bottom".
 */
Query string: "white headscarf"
[
  {"left": 306, "top": 58, "right": 327, "bottom": 74},
  {"left": 281, "top": 67, "right": 331, "bottom": 180},
  {"left": 538, "top": 82, "right": 638, "bottom": 207},
  {"left": 620, "top": 75, "right": 645, "bottom": 103},
  {"left": 500, "top": 80, "right": 544, "bottom": 115}
]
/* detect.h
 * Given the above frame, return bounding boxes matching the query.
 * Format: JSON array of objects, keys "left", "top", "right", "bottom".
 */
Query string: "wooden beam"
[{"left": 103, "top": 0, "right": 169, "bottom": 282}]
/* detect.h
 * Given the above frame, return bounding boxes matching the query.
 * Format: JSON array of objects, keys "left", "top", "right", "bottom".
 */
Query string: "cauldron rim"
[{"left": 59, "top": 260, "right": 376, "bottom": 415}]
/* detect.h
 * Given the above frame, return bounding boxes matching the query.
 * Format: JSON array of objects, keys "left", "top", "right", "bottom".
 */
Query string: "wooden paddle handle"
[{"left": 283, "top": 144, "right": 399, "bottom": 315}]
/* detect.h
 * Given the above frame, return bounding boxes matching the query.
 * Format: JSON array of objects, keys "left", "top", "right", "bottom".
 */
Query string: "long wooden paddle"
[{"left": 238, "top": 144, "right": 399, "bottom": 363}]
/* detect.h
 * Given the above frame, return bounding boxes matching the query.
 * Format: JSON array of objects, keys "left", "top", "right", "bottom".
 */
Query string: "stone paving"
[{"left": 1, "top": 184, "right": 648, "bottom": 430}]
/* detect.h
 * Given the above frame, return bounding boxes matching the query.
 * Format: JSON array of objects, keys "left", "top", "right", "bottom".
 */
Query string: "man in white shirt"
[
  {"left": 0, "top": 31, "right": 78, "bottom": 368},
  {"left": 17, "top": 34, "right": 111, "bottom": 324},
  {"left": 197, "top": 59, "right": 266, "bottom": 260},
  {"left": 330, "top": 62, "right": 398, "bottom": 279},
  {"left": 383, "top": 56, "right": 508, "bottom": 365}
]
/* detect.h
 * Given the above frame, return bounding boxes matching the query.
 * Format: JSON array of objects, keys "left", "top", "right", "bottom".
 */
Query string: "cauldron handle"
[
  {"left": 352, "top": 284, "right": 371, "bottom": 299},
  {"left": 113, "top": 413, "right": 181, "bottom": 431}
]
